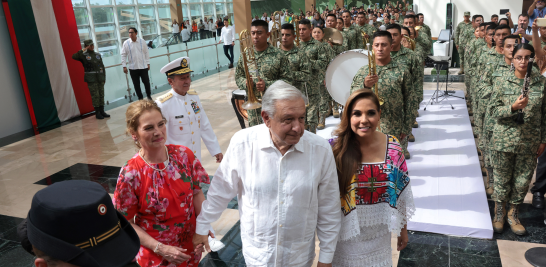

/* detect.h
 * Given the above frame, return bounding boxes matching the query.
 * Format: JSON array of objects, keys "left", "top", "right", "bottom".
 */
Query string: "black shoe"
[
  {"left": 532, "top": 192, "right": 545, "bottom": 209},
  {"left": 147, "top": 96, "right": 153, "bottom": 101},
  {"left": 94, "top": 107, "right": 104, "bottom": 120},
  {"left": 99, "top": 106, "right": 110, "bottom": 118},
  {"left": 229, "top": 63, "right": 234, "bottom": 69}
]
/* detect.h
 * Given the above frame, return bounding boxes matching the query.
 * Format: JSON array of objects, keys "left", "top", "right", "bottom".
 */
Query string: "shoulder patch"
[{"left": 158, "top": 92, "right": 173, "bottom": 103}]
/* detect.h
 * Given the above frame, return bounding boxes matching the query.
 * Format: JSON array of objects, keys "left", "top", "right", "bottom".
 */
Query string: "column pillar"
[
  {"left": 305, "top": 0, "right": 315, "bottom": 13},
  {"left": 169, "top": 0, "right": 183, "bottom": 22},
  {"left": 233, "top": 0, "right": 251, "bottom": 35}
]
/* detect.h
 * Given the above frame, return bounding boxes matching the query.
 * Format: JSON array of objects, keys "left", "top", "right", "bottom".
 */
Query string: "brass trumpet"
[
  {"left": 269, "top": 11, "right": 283, "bottom": 48},
  {"left": 402, "top": 35, "right": 415, "bottom": 51},
  {"left": 239, "top": 29, "right": 262, "bottom": 110},
  {"left": 292, "top": 15, "right": 301, "bottom": 46},
  {"left": 366, "top": 43, "right": 384, "bottom": 106}
]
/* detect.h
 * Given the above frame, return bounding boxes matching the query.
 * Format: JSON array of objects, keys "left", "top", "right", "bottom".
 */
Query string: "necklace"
[{"left": 139, "top": 146, "right": 169, "bottom": 172}]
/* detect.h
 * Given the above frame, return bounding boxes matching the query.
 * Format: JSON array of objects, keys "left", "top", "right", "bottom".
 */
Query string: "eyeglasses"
[{"left": 514, "top": 56, "right": 531, "bottom": 62}]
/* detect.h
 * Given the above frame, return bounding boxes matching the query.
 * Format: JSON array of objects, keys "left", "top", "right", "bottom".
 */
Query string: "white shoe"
[{"left": 208, "top": 236, "right": 225, "bottom": 252}]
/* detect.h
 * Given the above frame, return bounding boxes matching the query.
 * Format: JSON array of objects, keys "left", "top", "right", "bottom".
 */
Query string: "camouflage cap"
[
  {"left": 464, "top": 12, "right": 471, "bottom": 16},
  {"left": 83, "top": 39, "right": 93, "bottom": 46}
]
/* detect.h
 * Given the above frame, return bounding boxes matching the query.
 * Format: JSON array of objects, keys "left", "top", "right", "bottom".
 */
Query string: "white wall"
[
  {"left": 0, "top": 3, "right": 32, "bottom": 140},
  {"left": 413, "top": 0, "right": 523, "bottom": 38}
]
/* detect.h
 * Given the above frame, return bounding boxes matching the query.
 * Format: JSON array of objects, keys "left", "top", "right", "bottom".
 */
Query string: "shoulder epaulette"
[{"left": 158, "top": 92, "right": 173, "bottom": 103}]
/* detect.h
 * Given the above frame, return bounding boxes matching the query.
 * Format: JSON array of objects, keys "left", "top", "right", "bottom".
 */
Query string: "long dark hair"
[
  {"left": 512, "top": 43, "right": 535, "bottom": 59},
  {"left": 332, "top": 89, "right": 381, "bottom": 196}
]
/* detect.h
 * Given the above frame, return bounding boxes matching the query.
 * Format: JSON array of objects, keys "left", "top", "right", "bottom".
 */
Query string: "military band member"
[
  {"left": 467, "top": 22, "right": 488, "bottom": 122},
  {"left": 325, "top": 14, "right": 347, "bottom": 55},
  {"left": 312, "top": 26, "right": 334, "bottom": 130},
  {"left": 298, "top": 19, "right": 329, "bottom": 133},
  {"left": 234, "top": 20, "right": 291, "bottom": 127},
  {"left": 342, "top": 11, "right": 363, "bottom": 50},
  {"left": 350, "top": 31, "right": 414, "bottom": 159},
  {"left": 403, "top": 15, "right": 431, "bottom": 60},
  {"left": 478, "top": 35, "right": 519, "bottom": 196},
  {"left": 336, "top": 17, "right": 350, "bottom": 53},
  {"left": 455, "top": 12, "right": 472, "bottom": 74},
  {"left": 387, "top": 24, "right": 421, "bottom": 144},
  {"left": 355, "top": 12, "right": 376, "bottom": 47},
  {"left": 460, "top": 15, "right": 483, "bottom": 110},
  {"left": 488, "top": 44, "right": 546, "bottom": 236},
  {"left": 416, "top": 13, "right": 432, "bottom": 38},
  {"left": 72, "top": 39, "right": 109, "bottom": 120},
  {"left": 155, "top": 57, "right": 223, "bottom": 163}
]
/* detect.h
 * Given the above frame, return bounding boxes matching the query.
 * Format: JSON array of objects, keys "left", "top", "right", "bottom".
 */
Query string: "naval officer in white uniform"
[
  {"left": 155, "top": 56, "right": 225, "bottom": 252},
  {"left": 155, "top": 57, "right": 223, "bottom": 163}
]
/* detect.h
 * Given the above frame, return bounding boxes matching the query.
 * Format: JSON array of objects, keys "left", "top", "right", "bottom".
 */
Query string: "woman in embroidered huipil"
[
  {"left": 114, "top": 100, "right": 212, "bottom": 267},
  {"left": 329, "top": 89, "right": 415, "bottom": 267}
]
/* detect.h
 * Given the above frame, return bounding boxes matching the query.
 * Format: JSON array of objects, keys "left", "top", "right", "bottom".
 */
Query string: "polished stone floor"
[{"left": 0, "top": 68, "right": 545, "bottom": 267}]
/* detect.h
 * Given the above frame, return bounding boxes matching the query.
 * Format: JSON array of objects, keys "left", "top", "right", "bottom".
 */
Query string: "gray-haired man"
[{"left": 193, "top": 80, "right": 341, "bottom": 267}]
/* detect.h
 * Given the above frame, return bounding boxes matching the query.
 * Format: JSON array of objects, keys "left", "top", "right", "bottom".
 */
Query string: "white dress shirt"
[
  {"left": 181, "top": 28, "right": 191, "bottom": 41},
  {"left": 155, "top": 89, "right": 221, "bottom": 161},
  {"left": 203, "top": 22, "right": 209, "bottom": 31},
  {"left": 219, "top": 26, "right": 235, "bottom": 45},
  {"left": 210, "top": 21, "right": 217, "bottom": 31},
  {"left": 172, "top": 23, "right": 179, "bottom": 33},
  {"left": 121, "top": 38, "right": 150, "bottom": 70},
  {"left": 196, "top": 124, "right": 342, "bottom": 266}
]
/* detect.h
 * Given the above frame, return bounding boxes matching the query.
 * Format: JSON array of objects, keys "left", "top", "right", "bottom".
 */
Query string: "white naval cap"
[{"left": 160, "top": 57, "right": 193, "bottom": 76}]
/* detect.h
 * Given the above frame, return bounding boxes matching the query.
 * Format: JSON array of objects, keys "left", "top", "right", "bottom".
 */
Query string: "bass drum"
[{"left": 325, "top": 49, "right": 370, "bottom": 106}]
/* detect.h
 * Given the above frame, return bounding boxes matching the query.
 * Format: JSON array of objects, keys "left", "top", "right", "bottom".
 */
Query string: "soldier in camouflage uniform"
[
  {"left": 342, "top": 11, "right": 363, "bottom": 50},
  {"left": 311, "top": 26, "right": 335, "bottom": 130},
  {"left": 298, "top": 19, "right": 329, "bottom": 133},
  {"left": 488, "top": 44, "right": 546, "bottom": 236},
  {"left": 416, "top": 13, "right": 432, "bottom": 38},
  {"left": 326, "top": 14, "right": 348, "bottom": 55},
  {"left": 471, "top": 24, "right": 495, "bottom": 134},
  {"left": 350, "top": 31, "right": 415, "bottom": 159},
  {"left": 468, "top": 23, "right": 491, "bottom": 123},
  {"left": 388, "top": 24, "right": 421, "bottom": 145},
  {"left": 478, "top": 35, "right": 519, "bottom": 196},
  {"left": 235, "top": 20, "right": 291, "bottom": 127},
  {"left": 279, "top": 23, "right": 311, "bottom": 105},
  {"left": 402, "top": 15, "right": 431, "bottom": 61},
  {"left": 454, "top": 12, "right": 472, "bottom": 74},
  {"left": 72, "top": 39, "right": 109, "bottom": 120},
  {"left": 460, "top": 15, "right": 483, "bottom": 105},
  {"left": 355, "top": 12, "right": 376, "bottom": 48}
]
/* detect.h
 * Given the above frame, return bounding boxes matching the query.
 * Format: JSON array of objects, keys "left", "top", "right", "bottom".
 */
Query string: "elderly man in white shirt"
[
  {"left": 193, "top": 80, "right": 342, "bottom": 267},
  {"left": 218, "top": 18, "right": 235, "bottom": 68},
  {"left": 121, "top": 27, "right": 151, "bottom": 100}
]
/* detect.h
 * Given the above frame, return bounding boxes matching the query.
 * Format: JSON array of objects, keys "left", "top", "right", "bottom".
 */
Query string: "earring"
[{"left": 510, "top": 63, "right": 515, "bottom": 71}]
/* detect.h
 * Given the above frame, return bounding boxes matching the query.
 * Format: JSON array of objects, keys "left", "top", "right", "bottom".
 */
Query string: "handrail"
[{"left": 105, "top": 37, "right": 239, "bottom": 104}]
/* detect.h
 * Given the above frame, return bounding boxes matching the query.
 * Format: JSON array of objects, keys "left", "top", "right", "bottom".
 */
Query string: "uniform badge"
[
  {"left": 98, "top": 204, "right": 107, "bottom": 215},
  {"left": 99, "top": 68, "right": 103, "bottom": 73},
  {"left": 86, "top": 56, "right": 91, "bottom": 60},
  {"left": 181, "top": 58, "right": 188, "bottom": 68},
  {"left": 175, "top": 115, "right": 184, "bottom": 119},
  {"left": 191, "top": 100, "right": 201, "bottom": 114},
  {"left": 96, "top": 54, "right": 101, "bottom": 59},
  {"left": 179, "top": 126, "right": 183, "bottom": 131}
]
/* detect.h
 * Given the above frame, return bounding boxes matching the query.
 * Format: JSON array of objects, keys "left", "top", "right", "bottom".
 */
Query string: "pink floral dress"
[{"left": 114, "top": 145, "right": 210, "bottom": 267}]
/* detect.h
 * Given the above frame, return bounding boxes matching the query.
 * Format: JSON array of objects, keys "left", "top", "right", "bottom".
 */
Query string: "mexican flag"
[{"left": 3, "top": 0, "right": 94, "bottom": 130}]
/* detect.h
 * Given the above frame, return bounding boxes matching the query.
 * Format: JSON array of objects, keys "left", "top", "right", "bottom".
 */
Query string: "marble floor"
[{"left": 0, "top": 69, "right": 545, "bottom": 267}]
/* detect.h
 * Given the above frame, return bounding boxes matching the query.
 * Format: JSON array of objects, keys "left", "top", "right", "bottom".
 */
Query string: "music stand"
[
  {"left": 435, "top": 26, "right": 464, "bottom": 100},
  {"left": 424, "top": 57, "right": 454, "bottom": 111}
]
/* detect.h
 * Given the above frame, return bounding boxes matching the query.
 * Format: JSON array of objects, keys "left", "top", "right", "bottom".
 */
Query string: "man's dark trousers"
[
  {"left": 223, "top": 45, "right": 234, "bottom": 65},
  {"left": 129, "top": 69, "right": 151, "bottom": 99},
  {"left": 532, "top": 150, "right": 546, "bottom": 196}
]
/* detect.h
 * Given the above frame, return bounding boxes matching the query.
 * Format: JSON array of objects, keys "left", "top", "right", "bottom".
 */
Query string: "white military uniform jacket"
[{"left": 155, "top": 89, "right": 221, "bottom": 161}]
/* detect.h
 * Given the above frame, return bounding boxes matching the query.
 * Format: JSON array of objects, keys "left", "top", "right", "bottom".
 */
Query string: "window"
[
  {"left": 77, "top": 26, "right": 91, "bottom": 45},
  {"left": 117, "top": 7, "right": 136, "bottom": 22},
  {"left": 95, "top": 23, "right": 119, "bottom": 57},
  {"left": 189, "top": 4, "right": 202, "bottom": 24},
  {"left": 72, "top": 0, "right": 86, "bottom": 7},
  {"left": 158, "top": 5, "right": 172, "bottom": 34},
  {"left": 215, "top": 3, "right": 225, "bottom": 19},
  {"left": 92, "top": 7, "right": 115, "bottom": 24},
  {"left": 137, "top": 0, "right": 153, "bottom": 4},
  {"left": 90, "top": 0, "right": 113, "bottom": 5},
  {"left": 74, "top": 8, "right": 89, "bottom": 25},
  {"left": 203, "top": 3, "right": 214, "bottom": 19},
  {"left": 115, "top": 0, "right": 134, "bottom": 4}
]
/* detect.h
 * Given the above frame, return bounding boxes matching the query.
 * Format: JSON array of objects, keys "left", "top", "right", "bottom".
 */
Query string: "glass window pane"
[
  {"left": 156, "top": 0, "right": 169, "bottom": 3},
  {"left": 159, "top": 18, "right": 172, "bottom": 33},
  {"left": 117, "top": 7, "right": 136, "bottom": 22},
  {"left": 95, "top": 23, "right": 117, "bottom": 41},
  {"left": 203, "top": 0, "right": 212, "bottom": 2},
  {"left": 140, "top": 20, "right": 157, "bottom": 35},
  {"left": 188, "top": 0, "right": 200, "bottom": 3},
  {"left": 182, "top": 4, "right": 189, "bottom": 19},
  {"left": 139, "top": 5, "right": 156, "bottom": 20},
  {"left": 74, "top": 8, "right": 89, "bottom": 25},
  {"left": 92, "top": 7, "right": 114, "bottom": 23},
  {"left": 214, "top": 0, "right": 224, "bottom": 2},
  {"left": 97, "top": 40, "right": 119, "bottom": 57},
  {"left": 142, "top": 34, "right": 156, "bottom": 42},
  {"left": 137, "top": 0, "right": 153, "bottom": 4},
  {"left": 215, "top": 3, "right": 225, "bottom": 15},
  {"left": 157, "top": 5, "right": 170, "bottom": 19},
  {"left": 115, "top": 0, "right": 135, "bottom": 5},
  {"left": 203, "top": 3, "right": 213, "bottom": 17},
  {"left": 72, "top": 0, "right": 85, "bottom": 7},
  {"left": 119, "top": 22, "right": 137, "bottom": 39},
  {"left": 190, "top": 4, "right": 202, "bottom": 17},
  {"left": 90, "top": 0, "right": 112, "bottom": 5},
  {"left": 227, "top": 3, "right": 233, "bottom": 13},
  {"left": 77, "top": 26, "right": 91, "bottom": 43}
]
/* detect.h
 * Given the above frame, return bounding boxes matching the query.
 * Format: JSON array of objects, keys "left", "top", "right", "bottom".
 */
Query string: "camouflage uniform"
[
  {"left": 454, "top": 21, "right": 472, "bottom": 71},
  {"left": 489, "top": 70, "right": 546, "bottom": 204},
  {"left": 420, "top": 23, "right": 432, "bottom": 38},
  {"left": 298, "top": 38, "right": 329, "bottom": 133},
  {"left": 235, "top": 44, "right": 291, "bottom": 127},
  {"left": 391, "top": 46, "right": 422, "bottom": 104},
  {"left": 350, "top": 61, "right": 415, "bottom": 153},
  {"left": 319, "top": 41, "right": 336, "bottom": 116},
  {"left": 460, "top": 26, "right": 477, "bottom": 100},
  {"left": 343, "top": 25, "right": 362, "bottom": 51},
  {"left": 373, "top": 21, "right": 383, "bottom": 29},
  {"left": 279, "top": 47, "right": 311, "bottom": 95},
  {"left": 415, "top": 30, "right": 432, "bottom": 58},
  {"left": 475, "top": 49, "right": 505, "bottom": 168},
  {"left": 355, "top": 24, "right": 376, "bottom": 48},
  {"left": 473, "top": 46, "right": 498, "bottom": 134},
  {"left": 72, "top": 49, "right": 106, "bottom": 107}
]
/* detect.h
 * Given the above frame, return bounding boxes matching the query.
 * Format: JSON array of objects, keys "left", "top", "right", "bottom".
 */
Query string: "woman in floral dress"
[
  {"left": 329, "top": 89, "right": 415, "bottom": 267},
  {"left": 114, "top": 100, "right": 211, "bottom": 267}
]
